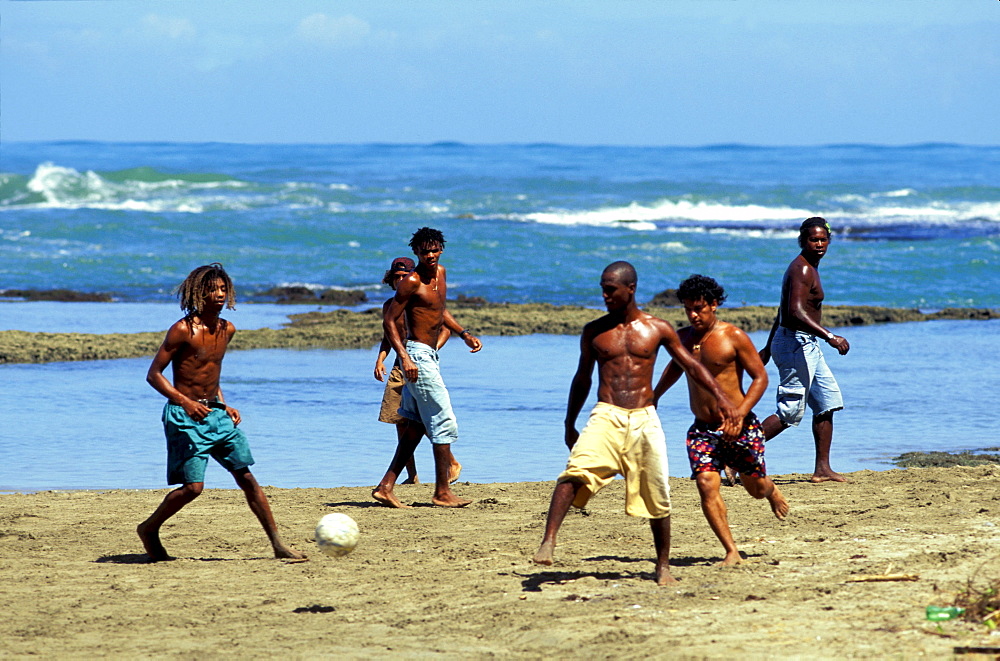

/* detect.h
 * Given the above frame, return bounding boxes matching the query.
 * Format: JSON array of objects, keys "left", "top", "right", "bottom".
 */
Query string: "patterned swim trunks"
[{"left": 686, "top": 413, "right": 766, "bottom": 478}]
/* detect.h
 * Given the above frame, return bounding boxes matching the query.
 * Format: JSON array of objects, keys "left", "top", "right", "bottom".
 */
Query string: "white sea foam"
[
  {"left": 16, "top": 162, "right": 256, "bottom": 213},
  {"left": 521, "top": 199, "right": 812, "bottom": 230}
]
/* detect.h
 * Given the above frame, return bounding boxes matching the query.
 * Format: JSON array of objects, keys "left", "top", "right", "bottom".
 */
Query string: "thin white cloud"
[
  {"left": 141, "top": 14, "right": 196, "bottom": 41},
  {"left": 296, "top": 13, "right": 371, "bottom": 47}
]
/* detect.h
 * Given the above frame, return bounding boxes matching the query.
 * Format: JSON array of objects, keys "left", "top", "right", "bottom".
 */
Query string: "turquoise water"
[
  {"left": 2, "top": 142, "right": 998, "bottom": 309},
  {"left": 1, "top": 312, "right": 996, "bottom": 491},
  {"left": 2, "top": 142, "right": 998, "bottom": 491}
]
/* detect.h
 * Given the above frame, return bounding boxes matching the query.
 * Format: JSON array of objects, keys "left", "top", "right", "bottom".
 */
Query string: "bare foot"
[
  {"left": 656, "top": 564, "right": 678, "bottom": 585},
  {"left": 723, "top": 465, "right": 741, "bottom": 487},
  {"left": 274, "top": 544, "right": 308, "bottom": 561},
  {"left": 768, "top": 486, "right": 789, "bottom": 520},
  {"left": 431, "top": 494, "right": 472, "bottom": 508},
  {"left": 717, "top": 551, "right": 743, "bottom": 567},
  {"left": 136, "top": 522, "right": 174, "bottom": 562},
  {"left": 533, "top": 540, "right": 555, "bottom": 566},
  {"left": 810, "top": 470, "right": 848, "bottom": 483},
  {"left": 372, "top": 486, "right": 412, "bottom": 509},
  {"left": 448, "top": 461, "right": 462, "bottom": 484},
  {"left": 401, "top": 474, "right": 419, "bottom": 485}
]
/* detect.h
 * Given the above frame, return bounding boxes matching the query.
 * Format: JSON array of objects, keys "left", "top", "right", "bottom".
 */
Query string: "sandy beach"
[{"left": 3, "top": 465, "right": 999, "bottom": 658}]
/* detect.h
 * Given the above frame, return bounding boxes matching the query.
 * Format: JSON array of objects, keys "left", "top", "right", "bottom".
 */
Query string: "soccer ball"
[{"left": 314, "top": 513, "right": 360, "bottom": 557}]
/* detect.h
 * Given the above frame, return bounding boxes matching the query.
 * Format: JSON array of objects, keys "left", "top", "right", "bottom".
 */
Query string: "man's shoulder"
[
  {"left": 166, "top": 317, "right": 194, "bottom": 336},
  {"left": 395, "top": 272, "right": 422, "bottom": 295},
  {"left": 637, "top": 310, "right": 677, "bottom": 334}
]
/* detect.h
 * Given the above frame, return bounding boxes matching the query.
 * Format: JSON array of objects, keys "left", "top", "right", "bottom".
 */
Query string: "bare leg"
[
  {"left": 136, "top": 482, "right": 203, "bottom": 562},
  {"left": 811, "top": 411, "right": 847, "bottom": 483},
  {"left": 373, "top": 420, "right": 423, "bottom": 508},
  {"left": 695, "top": 471, "right": 741, "bottom": 566},
  {"left": 741, "top": 474, "right": 789, "bottom": 520},
  {"left": 232, "top": 469, "right": 306, "bottom": 560},
  {"left": 533, "top": 480, "right": 580, "bottom": 565},
  {"left": 761, "top": 414, "right": 788, "bottom": 441},
  {"left": 649, "top": 516, "right": 676, "bottom": 585},
  {"left": 396, "top": 424, "right": 419, "bottom": 484},
  {"left": 431, "top": 443, "right": 471, "bottom": 507}
]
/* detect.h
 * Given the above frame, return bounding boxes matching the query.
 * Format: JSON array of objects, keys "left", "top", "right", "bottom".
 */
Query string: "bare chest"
[{"left": 593, "top": 324, "right": 659, "bottom": 361}]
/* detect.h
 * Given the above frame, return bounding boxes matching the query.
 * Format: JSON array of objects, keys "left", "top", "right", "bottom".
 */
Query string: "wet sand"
[
  {"left": 1, "top": 303, "right": 996, "bottom": 364},
  {"left": 2, "top": 465, "right": 999, "bottom": 658}
]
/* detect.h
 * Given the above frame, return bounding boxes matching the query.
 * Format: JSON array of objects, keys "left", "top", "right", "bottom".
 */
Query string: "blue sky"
[{"left": 3, "top": 1, "right": 998, "bottom": 145}]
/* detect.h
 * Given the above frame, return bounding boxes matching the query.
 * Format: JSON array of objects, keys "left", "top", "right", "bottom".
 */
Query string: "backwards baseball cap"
[{"left": 390, "top": 257, "right": 415, "bottom": 273}]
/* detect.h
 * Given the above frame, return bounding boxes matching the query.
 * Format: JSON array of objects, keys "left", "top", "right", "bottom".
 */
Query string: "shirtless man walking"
[
  {"left": 373, "top": 227, "right": 482, "bottom": 508},
  {"left": 138, "top": 263, "right": 305, "bottom": 562},
  {"left": 760, "top": 217, "right": 850, "bottom": 483},
  {"left": 532, "top": 262, "right": 741, "bottom": 585},
  {"left": 373, "top": 256, "right": 461, "bottom": 486},
  {"left": 654, "top": 274, "right": 789, "bottom": 566}
]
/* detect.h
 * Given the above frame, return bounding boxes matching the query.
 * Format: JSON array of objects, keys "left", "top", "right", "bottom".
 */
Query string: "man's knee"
[
  {"left": 180, "top": 482, "right": 204, "bottom": 497},
  {"left": 230, "top": 468, "right": 258, "bottom": 489},
  {"left": 813, "top": 410, "right": 835, "bottom": 423},
  {"left": 740, "top": 475, "right": 772, "bottom": 500},
  {"left": 695, "top": 471, "right": 720, "bottom": 494}
]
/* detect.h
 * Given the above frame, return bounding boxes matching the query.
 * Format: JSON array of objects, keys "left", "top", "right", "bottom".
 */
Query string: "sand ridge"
[
  {"left": 1, "top": 304, "right": 995, "bottom": 364},
  {"left": 2, "top": 466, "right": 999, "bottom": 658}
]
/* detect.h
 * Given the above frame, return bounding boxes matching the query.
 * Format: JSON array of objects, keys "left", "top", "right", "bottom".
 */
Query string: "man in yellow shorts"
[{"left": 532, "top": 261, "right": 740, "bottom": 585}]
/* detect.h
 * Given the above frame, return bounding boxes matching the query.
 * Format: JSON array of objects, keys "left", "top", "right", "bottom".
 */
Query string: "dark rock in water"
[
  {"left": 892, "top": 449, "right": 1000, "bottom": 468},
  {"left": 255, "top": 287, "right": 367, "bottom": 305},
  {"left": 929, "top": 308, "right": 998, "bottom": 320},
  {"left": 318, "top": 289, "right": 367, "bottom": 305},
  {"left": 451, "top": 294, "right": 489, "bottom": 308},
  {"left": 256, "top": 286, "right": 318, "bottom": 302},
  {"left": 0, "top": 289, "right": 114, "bottom": 302},
  {"left": 648, "top": 289, "right": 682, "bottom": 307}
]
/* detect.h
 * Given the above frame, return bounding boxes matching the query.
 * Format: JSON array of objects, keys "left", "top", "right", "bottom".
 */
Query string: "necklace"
[{"left": 692, "top": 322, "right": 718, "bottom": 352}]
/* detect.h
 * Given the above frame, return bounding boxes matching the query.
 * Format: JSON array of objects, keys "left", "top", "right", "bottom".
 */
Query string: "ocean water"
[
  {"left": 2, "top": 142, "right": 998, "bottom": 309},
  {"left": 1, "top": 318, "right": 997, "bottom": 492},
  {"left": 1, "top": 142, "right": 999, "bottom": 491}
]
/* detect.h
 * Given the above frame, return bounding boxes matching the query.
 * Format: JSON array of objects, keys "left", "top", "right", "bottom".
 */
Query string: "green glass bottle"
[{"left": 925, "top": 605, "right": 965, "bottom": 621}]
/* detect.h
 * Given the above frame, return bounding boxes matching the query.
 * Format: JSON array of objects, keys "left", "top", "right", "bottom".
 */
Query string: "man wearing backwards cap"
[
  {"left": 376, "top": 227, "right": 482, "bottom": 508},
  {"left": 373, "top": 257, "right": 460, "bottom": 490}
]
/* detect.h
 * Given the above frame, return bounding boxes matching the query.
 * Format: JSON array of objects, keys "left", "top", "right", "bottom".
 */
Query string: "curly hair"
[
  {"left": 408, "top": 227, "right": 446, "bottom": 251},
  {"left": 677, "top": 274, "right": 727, "bottom": 305},
  {"left": 175, "top": 262, "right": 236, "bottom": 316},
  {"left": 798, "top": 216, "right": 832, "bottom": 248}
]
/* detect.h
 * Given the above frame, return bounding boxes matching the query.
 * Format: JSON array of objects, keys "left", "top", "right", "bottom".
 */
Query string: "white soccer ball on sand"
[{"left": 315, "top": 513, "right": 360, "bottom": 557}]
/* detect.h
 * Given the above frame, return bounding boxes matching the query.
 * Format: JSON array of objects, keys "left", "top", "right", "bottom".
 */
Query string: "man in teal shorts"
[{"left": 137, "top": 263, "right": 306, "bottom": 562}]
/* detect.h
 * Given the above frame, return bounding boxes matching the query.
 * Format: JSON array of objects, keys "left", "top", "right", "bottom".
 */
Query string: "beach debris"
[
  {"left": 293, "top": 604, "right": 336, "bottom": 613},
  {"left": 845, "top": 574, "right": 920, "bottom": 583},
  {"left": 926, "top": 605, "right": 965, "bottom": 621},
  {"left": 952, "top": 556, "right": 1000, "bottom": 628}
]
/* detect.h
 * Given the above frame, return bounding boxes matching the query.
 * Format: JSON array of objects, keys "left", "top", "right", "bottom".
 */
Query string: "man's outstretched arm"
[{"left": 442, "top": 308, "right": 482, "bottom": 353}]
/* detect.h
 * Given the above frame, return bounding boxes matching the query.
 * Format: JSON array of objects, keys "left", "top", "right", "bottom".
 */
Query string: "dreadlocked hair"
[
  {"left": 408, "top": 227, "right": 446, "bottom": 251},
  {"left": 175, "top": 262, "right": 236, "bottom": 316}
]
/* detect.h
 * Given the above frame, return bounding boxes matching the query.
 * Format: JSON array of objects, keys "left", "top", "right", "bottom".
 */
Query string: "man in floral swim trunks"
[
  {"left": 655, "top": 274, "right": 789, "bottom": 566},
  {"left": 532, "top": 262, "right": 742, "bottom": 585}
]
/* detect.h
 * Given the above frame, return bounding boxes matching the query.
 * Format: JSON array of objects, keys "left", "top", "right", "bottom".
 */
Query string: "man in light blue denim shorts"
[
  {"left": 770, "top": 327, "right": 844, "bottom": 427},
  {"left": 397, "top": 340, "right": 459, "bottom": 444},
  {"left": 373, "top": 227, "right": 483, "bottom": 509},
  {"left": 761, "top": 217, "right": 851, "bottom": 483}
]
